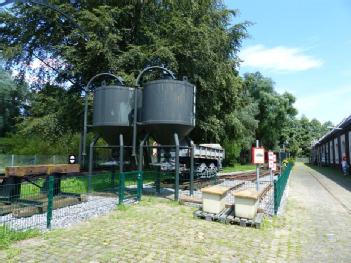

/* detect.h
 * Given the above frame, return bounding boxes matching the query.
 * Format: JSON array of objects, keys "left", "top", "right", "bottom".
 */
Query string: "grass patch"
[
  {"left": 140, "top": 195, "right": 180, "bottom": 207},
  {"left": 0, "top": 226, "right": 40, "bottom": 250},
  {"left": 117, "top": 204, "right": 130, "bottom": 212},
  {"left": 222, "top": 164, "right": 256, "bottom": 173},
  {"left": 16, "top": 171, "right": 153, "bottom": 198},
  {"left": 5, "top": 169, "right": 162, "bottom": 200}
]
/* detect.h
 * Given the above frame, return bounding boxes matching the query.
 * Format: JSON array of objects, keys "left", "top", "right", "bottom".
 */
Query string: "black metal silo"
[
  {"left": 92, "top": 85, "right": 142, "bottom": 145},
  {"left": 141, "top": 78, "right": 196, "bottom": 145}
]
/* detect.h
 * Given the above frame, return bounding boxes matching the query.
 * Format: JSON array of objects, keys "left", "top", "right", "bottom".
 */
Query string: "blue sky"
[{"left": 225, "top": 0, "right": 351, "bottom": 125}]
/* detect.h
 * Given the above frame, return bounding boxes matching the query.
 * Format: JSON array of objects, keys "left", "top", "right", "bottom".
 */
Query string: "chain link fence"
[
  {"left": 274, "top": 163, "right": 293, "bottom": 214},
  {"left": 0, "top": 163, "right": 293, "bottom": 233},
  {"left": 0, "top": 170, "right": 142, "bottom": 232}
]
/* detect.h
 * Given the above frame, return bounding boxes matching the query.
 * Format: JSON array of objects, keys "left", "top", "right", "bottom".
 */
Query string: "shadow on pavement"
[{"left": 305, "top": 163, "right": 351, "bottom": 192}]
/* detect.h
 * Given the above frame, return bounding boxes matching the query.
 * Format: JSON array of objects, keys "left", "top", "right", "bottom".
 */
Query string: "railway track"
[
  {"left": 219, "top": 171, "right": 263, "bottom": 181},
  {"left": 162, "top": 169, "right": 276, "bottom": 190},
  {"left": 218, "top": 170, "right": 274, "bottom": 181}
]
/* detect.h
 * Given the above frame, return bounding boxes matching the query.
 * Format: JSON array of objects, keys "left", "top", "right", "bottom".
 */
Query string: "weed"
[{"left": 0, "top": 226, "right": 40, "bottom": 250}]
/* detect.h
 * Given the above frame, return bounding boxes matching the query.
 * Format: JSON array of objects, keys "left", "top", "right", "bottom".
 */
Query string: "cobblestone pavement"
[
  {"left": 291, "top": 163, "right": 351, "bottom": 262},
  {"left": 0, "top": 163, "right": 350, "bottom": 262}
]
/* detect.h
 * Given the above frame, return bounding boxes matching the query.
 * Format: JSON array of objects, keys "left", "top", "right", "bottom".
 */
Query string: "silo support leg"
[
  {"left": 174, "top": 133, "right": 180, "bottom": 201},
  {"left": 190, "top": 141, "right": 195, "bottom": 196},
  {"left": 156, "top": 147, "right": 161, "bottom": 194},
  {"left": 88, "top": 135, "right": 100, "bottom": 193},
  {"left": 119, "top": 134, "right": 124, "bottom": 174},
  {"left": 138, "top": 133, "right": 149, "bottom": 195}
]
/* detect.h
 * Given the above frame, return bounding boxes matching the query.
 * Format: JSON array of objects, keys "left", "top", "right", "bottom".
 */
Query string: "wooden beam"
[{"left": 5, "top": 164, "right": 80, "bottom": 177}]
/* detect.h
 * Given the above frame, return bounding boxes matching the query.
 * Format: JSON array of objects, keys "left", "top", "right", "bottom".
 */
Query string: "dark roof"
[{"left": 314, "top": 114, "right": 351, "bottom": 146}]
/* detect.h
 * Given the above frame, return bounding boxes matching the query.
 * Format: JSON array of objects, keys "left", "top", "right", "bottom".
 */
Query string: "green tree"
[
  {"left": 243, "top": 72, "right": 297, "bottom": 149},
  {"left": 3, "top": 84, "right": 83, "bottom": 154},
  {"left": 0, "top": 1, "right": 255, "bottom": 158},
  {"left": 280, "top": 116, "right": 331, "bottom": 157},
  {"left": 0, "top": 68, "right": 28, "bottom": 136}
]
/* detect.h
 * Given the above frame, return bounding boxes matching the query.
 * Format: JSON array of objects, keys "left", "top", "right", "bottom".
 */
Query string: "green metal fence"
[
  {"left": 118, "top": 171, "right": 143, "bottom": 205},
  {"left": 142, "top": 170, "right": 176, "bottom": 196},
  {"left": 1, "top": 170, "right": 143, "bottom": 232},
  {"left": 274, "top": 163, "right": 293, "bottom": 214}
]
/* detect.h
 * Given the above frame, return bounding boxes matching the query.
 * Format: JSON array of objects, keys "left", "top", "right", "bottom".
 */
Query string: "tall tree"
[
  {"left": 0, "top": 1, "right": 255, "bottom": 157},
  {"left": 243, "top": 72, "right": 297, "bottom": 149},
  {"left": 0, "top": 68, "right": 28, "bottom": 136},
  {"left": 280, "top": 116, "right": 332, "bottom": 157}
]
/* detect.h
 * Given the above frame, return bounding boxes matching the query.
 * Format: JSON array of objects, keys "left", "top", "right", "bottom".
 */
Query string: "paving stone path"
[{"left": 1, "top": 162, "right": 351, "bottom": 262}]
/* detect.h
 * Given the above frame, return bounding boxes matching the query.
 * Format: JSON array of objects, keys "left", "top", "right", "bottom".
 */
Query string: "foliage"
[
  {"left": 0, "top": 1, "right": 332, "bottom": 162},
  {"left": 0, "top": 68, "right": 29, "bottom": 136},
  {"left": 282, "top": 157, "right": 295, "bottom": 166},
  {"left": 3, "top": 132, "right": 81, "bottom": 155},
  {"left": 0, "top": 0, "right": 258, "bottom": 160},
  {"left": 280, "top": 116, "right": 331, "bottom": 157},
  {"left": 242, "top": 72, "right": 297, "bottom": 149},
  {"left": 0, "top": 1, "right": 248, "bottom": 136}
]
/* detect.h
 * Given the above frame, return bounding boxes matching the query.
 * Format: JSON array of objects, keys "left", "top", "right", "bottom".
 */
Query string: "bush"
[
  {"left": 282, "top": 157, "right": 295, "bottom": 166},
  {"left": 1, "top": 131, "right": 82, "bottom": 155}
]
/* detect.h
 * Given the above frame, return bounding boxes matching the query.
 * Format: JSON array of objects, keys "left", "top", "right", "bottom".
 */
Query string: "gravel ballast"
[{"left": 0, "top": 195, "right": 118, "bottom": 231}]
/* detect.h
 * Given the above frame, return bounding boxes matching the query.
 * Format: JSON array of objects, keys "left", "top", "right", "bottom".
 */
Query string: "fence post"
[
  {"left": 11, "top": 154, "right": 14, "bottom": 166},
  {"left": 137, "top": 171, "right": 143, "bottom": 201},
  {"left": 47, "top": 175, "right": 54, "bottom": 229},
  {"left": 88, "top": 143, "right": 93, "bottom": 193},
  {"left": 273, "top": 178, "right": 278, "bottom": 215},
  {"left": 155, "top": 171, "right": 160, "bottom": 194},
  {"left": 119, "top": 172, "right": 125, "bottom": 205},
  {"left": 255, "top": 140, "right": 260, "bottom": 191}
]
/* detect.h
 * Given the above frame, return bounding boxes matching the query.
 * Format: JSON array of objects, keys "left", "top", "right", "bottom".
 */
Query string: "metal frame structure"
[
  {"left": 81, "top": 66, "right": 175, "bottom": 167},
  {"left": 138, "top": 133, "right": 195, "bottom": 201},
  {"left": 133, "top": 66, "right": 176, "bottom": 157},
  {"left": 81, "top": 73, "right": 125, "bottom": 168},
  {"left": 82, "top": 67, "right": 197, "bottom": 201}
]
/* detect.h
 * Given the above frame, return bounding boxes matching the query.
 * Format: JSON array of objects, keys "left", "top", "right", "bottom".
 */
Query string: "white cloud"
[
  {"left": 240, "top": 44, "right": 323, "bottom": 72},
  {"left": 294, "top": 86, "right": 351, "bottom": 123}
]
